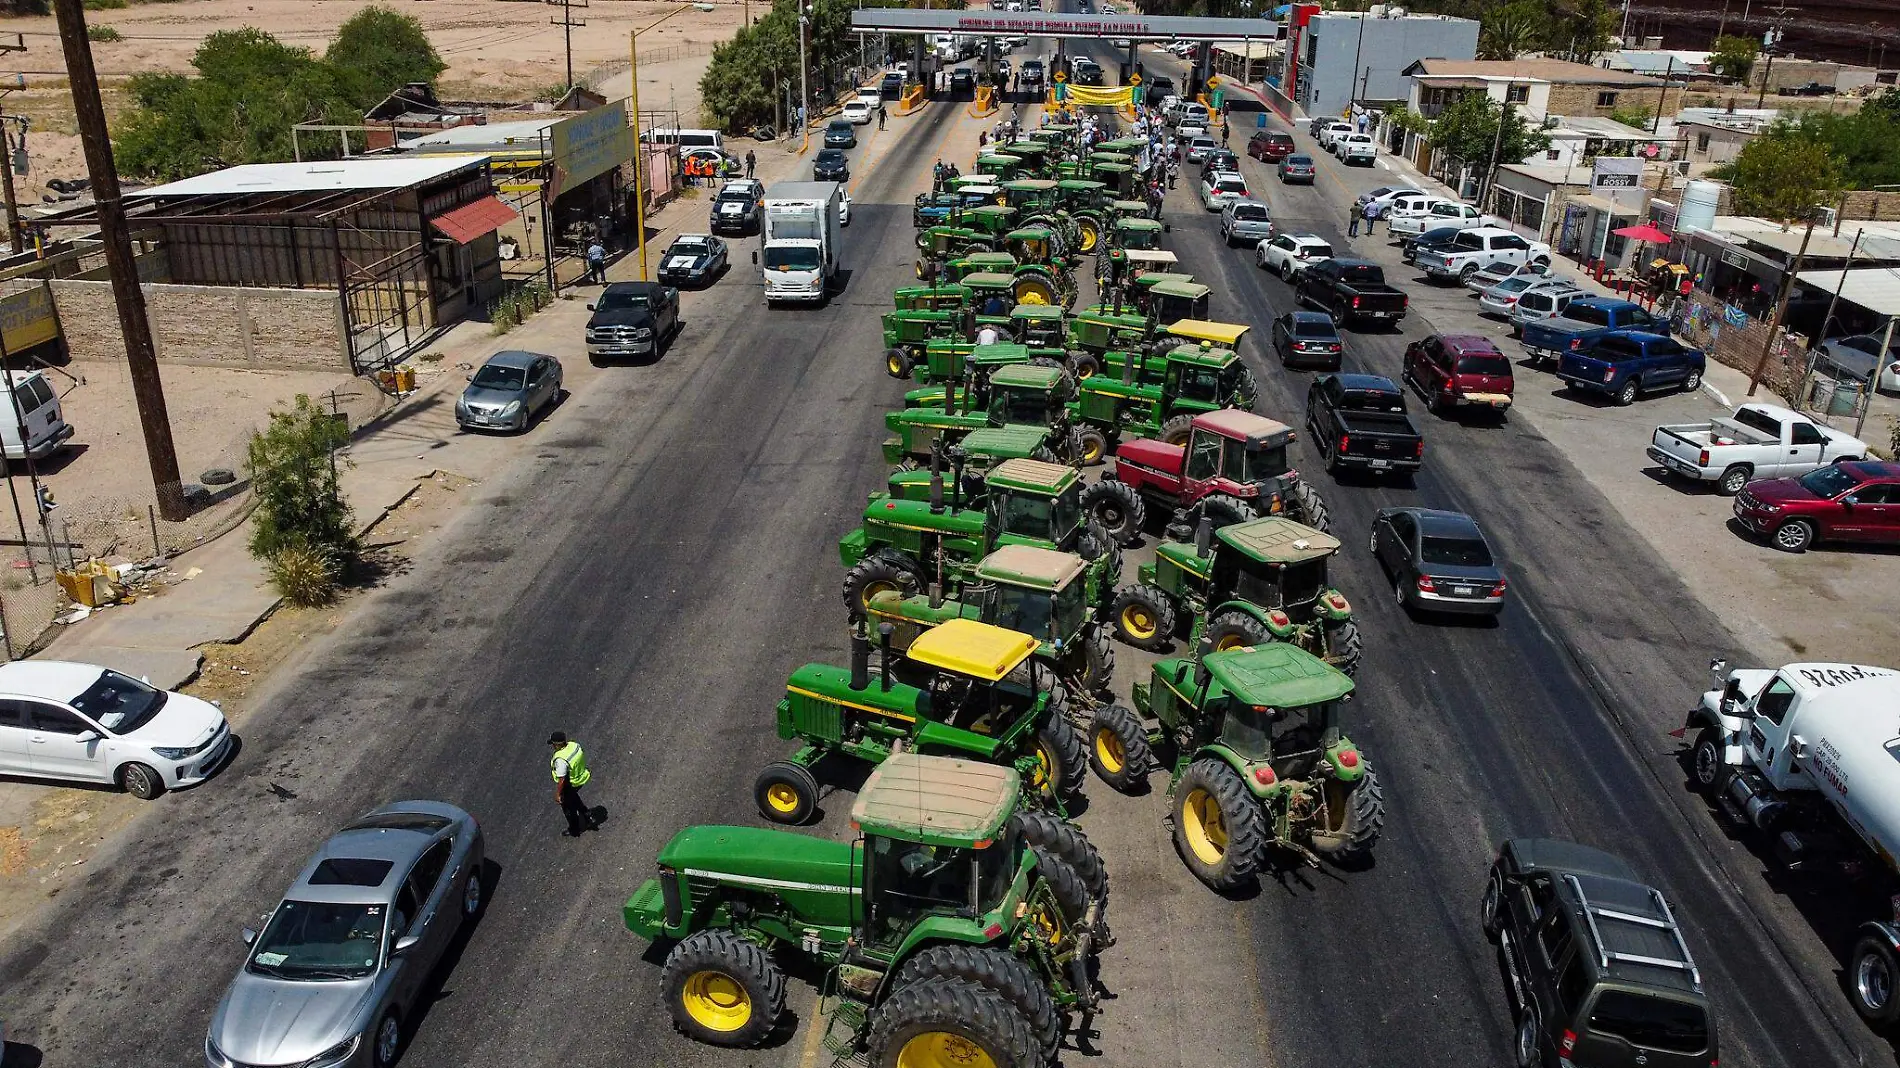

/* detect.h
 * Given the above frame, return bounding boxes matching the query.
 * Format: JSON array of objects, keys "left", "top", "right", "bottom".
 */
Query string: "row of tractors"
[{"left": 619, "top": 117, "right": 1386, "bottom": 1068}]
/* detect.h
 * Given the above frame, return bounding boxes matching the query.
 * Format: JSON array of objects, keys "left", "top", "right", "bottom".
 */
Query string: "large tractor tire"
[
  {"left": 1012, "top": 808, "right": 1110, "bottom": 902},
  {"left": 1229, "top": 364, "right": 1260, "bottom": 410},
  {"left": 866, "top": 977, "right": 1044, "bottom": 1068},
  {"left": 1075, "top": 425, "right": 1110, "bottom": 467},
  {"left": 1172, "top": 757, "right": 1268, "bottom": 893},
  {"left": 1080, "top": 480, "right": 1145, "bottom": 546},
  {"left": 891, "top": 945, "right": 1062, "bottom": 1061},
  {"left": 1290, "top": 480, "right": 1331, "bottom": 532},
  {"left": 1205, "top": 609, "right": 1272, "bottom": 653},
  {"left": 885, "top": 347, "right": 915, "bottom": 380},
  {"left": 1198, "top": 493, "right": 1256, "bottom": 531},
  {"left": 753, "top": 760, "right": 820, "bottom": 825},
  {"left": 841, "top": 552, "right": 920, "bottom": 617},
  {"left": 1074, "top": 213, "right": 1103, "bottom": 254},
  {"left": 1057, "top": 425, "right": 1090, "bottom": 468},
  {"left": 1080, "top": 624, "right": 1114, "bottom": 693},
  {"left": 1088, "top": 703, "right": 1153, "bottom": 794},
  {"left": 1110, "top": 583, "right": 1174, "bottom": 651},
  {"left": 1074, "top": 520, "right": 1117, "bottom": 567},
  {"left": 660, "top": 929, "right": 787, "bottom": 1047},
  {"left": 1066, "top": 350, "right": 1102, "bottom": 379},
  {"left": 1013, "top": 270, "right": 1059, "bottom": 306},
  {"left": 1158, "top": 412, "right": 1197, "bottom": 447},
  {"left": 1323, "top": 618, "right": 1363, "bottom": 678},
  {"left": 1309, "top": 770, "right": 1385, "bottom": 866},
  {"left": 1032, "top": 719, "right": 1088, "bottom": 803}
]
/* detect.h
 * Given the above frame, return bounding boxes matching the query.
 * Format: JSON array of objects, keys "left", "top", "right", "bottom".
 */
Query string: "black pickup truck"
[
  {"left": 1294, "top": 258, "right": 1409, "bottom": 329},
  {"left": 1305, "top": 373, "right": 1424, "bottom": 479}
]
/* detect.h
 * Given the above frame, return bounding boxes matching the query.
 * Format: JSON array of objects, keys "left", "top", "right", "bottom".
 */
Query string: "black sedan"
[
  {"left": 656, "top": 233, "right": 728, "bottom": 287},
  {"left": 1272, "top": 310, "right": 1344, "bottom": 370},
  {"left": 1200, "top": 148, "right": 1240, "bottom": 174},
  {"left": 1278, "top": 154, "right": 1316, "bottom": 184},
  {"left": 1400, "top": 225, "right": 1464, "bottom": 266},
  {"left": 823, "top": 119, "right": 857, "bottom": 149},
  {"left": 814, "top": 148, "right": 850, "bottom": 181},
  {"left": 1369, "top": 507, "right": 1508, "bottom": 617}
]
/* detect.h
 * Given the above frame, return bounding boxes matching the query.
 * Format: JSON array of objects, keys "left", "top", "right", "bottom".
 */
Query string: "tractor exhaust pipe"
[
  {"left": 850, "top": 622, "right": 871, "bottom": 692},
  {"left": 1194, "top": 514, "right": 1212, "bottom": 559},
  {"left": 878, "top": 623, "right": 895, "bottom": 690},
  {"left": 949, "top": 447, "right": 966, "bottom": 511},
  {"left": 929, "top": 444, "right": 946, "bottom": 515}
]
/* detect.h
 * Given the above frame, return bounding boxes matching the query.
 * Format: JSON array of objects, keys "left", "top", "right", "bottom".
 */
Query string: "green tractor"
[
  {"left": 1010, "top": 303, "right": 1067, "bottom": 348},
  {"left": 1067, "top": 337, "right": 1260, "bottom": 465},
  {"left": 1085, "top": 642, "right": 1384, "bottom": 891},
  {"left": 974, "top": 151, "right": 1026, "bottom": 181},
  {"left": 1106, "top": 516, "right": 1361, "bottom": 677},
  {"left": 882, "top": 307, "right": 973, "bottom": 373},
  {"left": 1108, "top": 198, "right": 1150, "bottom": 221},
  {"left": 893, "top": 283, "right": 973, "bottom": 312},
  {"left": 997, "top": 179, "right": 1081, "bottom": 255},
  {"left": 998, "top": 141, "right": 1051, "bottom": 177},
  {"left": 756, "top": 619, "right": 1090, "bottom": 824},
  {"left": 866, "top": 544, "right": 1115, "bottom": 695},
  {"left": 1087, "top": 161, "right": 1139, "bottom": 199},
  {"left": 627, "top": 752, "right": 1106, "bottom": 1065},
  {"left": 916, "top": 205, "right": 1018, "bottom": 258},
  {"left": 1051, "top": 179, "right": 1109, "bottom": 253},
  {"left": 838, "top": 456, "right": 1118, "bottom": 616},
  {"left": 882, "top": 362, "right": 1081, "bottom": 468},
  {"left": 1129, "top": 276, "right": 1211, "bottom": 326},
  {"left": 1110, "top": 216, "right": 1165, "bottom": 252},
  {"left": 942, "top": 250, "right": 1070, "bottom": 310},
  {"left": 890, "top": 338, "right": 1032, "bottom": 387}
]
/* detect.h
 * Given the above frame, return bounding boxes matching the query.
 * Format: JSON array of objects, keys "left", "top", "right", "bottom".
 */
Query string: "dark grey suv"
[{"left": 1482, "top": 838, "right": 1717, "bottom": 1068}]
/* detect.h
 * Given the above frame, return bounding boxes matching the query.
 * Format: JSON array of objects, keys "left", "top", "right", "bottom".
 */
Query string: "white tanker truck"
[{"left": 1678, "top": 659, "right": 1900, "bottom": 1028}]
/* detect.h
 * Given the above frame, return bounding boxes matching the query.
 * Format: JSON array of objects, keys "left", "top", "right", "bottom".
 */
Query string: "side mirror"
[
  {"left": 586, "top": 303, "right": 596, "bottom": 311},
  {"left": 1790, "top": 734, "right": 1810, "bottom": 763},
  {"left": 393, "top": 934, "right": 422, "bottom": 955},
  {"left": 241, "top": 927, "right": 257, "bottom": 945},
  {"left": 464, "top": 374, "right": 473, "bottom": 382},
  {"left": 74, "top": 730, "right": 99, "bottom": 743}
]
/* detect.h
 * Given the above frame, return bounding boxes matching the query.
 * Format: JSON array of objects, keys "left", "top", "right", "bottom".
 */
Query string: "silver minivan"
[{"left": 2, "top": 370, "right": 72, "bottom": 460}]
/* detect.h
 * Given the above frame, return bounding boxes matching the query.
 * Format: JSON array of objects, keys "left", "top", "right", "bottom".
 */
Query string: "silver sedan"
[{"left": 206, "top": 801, "right": 484, "bottom": 1068}]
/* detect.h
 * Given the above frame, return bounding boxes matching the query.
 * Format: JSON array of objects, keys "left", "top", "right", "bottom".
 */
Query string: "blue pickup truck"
[
  {"left": 1555, "top": 329, "right": 1706, "bottom": 405},
  {"left": 1519, "top": 298, "right": 1663, "bottom": 368}
]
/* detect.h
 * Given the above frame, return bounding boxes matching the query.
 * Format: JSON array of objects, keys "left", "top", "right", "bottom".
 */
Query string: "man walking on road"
[
  {"left": 1348, "top": 205, "right": 1361, "bottom": 238},
  {"left": 745, "top": 150, "right": 756, "bottom": 179},
  {"left": 585, "top": 239, "right": 606, "bottom": 284},
  {"left": 549, "top": 732, "right": 598, "bottom": 837},
  {"left": 878, "top": 103, "right": 887, "bottom": 130},
  {"left": 1362, "top": 200, "right": 1379, "bottom": 236}
]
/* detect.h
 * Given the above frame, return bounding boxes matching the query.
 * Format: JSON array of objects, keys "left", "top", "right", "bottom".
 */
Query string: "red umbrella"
[{"left": 1613, "top": 222, "right": 1673, "bottom": 243}]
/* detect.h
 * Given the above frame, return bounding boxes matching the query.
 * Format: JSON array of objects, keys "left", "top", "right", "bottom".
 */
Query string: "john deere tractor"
[
  {"left": 1110, "top": 216, "right": 1165, "bottom": 252},
  {"left": 755, "top": 619, "right": 1089, "bottom": 824},
  {"left": 1085, "top": 643, "right": 1384, "bottom": 891},
  {"left": 1010, "top": 304, "right": 1067, "bottom": 348},
  {"left": 891, "top": 339, "right": 1032, "bottom": 388},
  {"left": 1106, "top": 516, "right": 1361, "bottom": 678},
  {"left": 865, "top": 544, "right": 1115, "bottom": 695},
  {"left": 883, "top": 362, "right": 1081, "bottom": 468},
  {"left": 1067, "top": 336, "right": 1259, "bottom": 465},
  {"left": 627, "top": 752, "right": 1106, "bottom": 1067}
]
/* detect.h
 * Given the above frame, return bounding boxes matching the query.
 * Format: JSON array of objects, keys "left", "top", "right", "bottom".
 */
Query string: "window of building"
[
  {"left": 1547, "top": 149, "right": 1561, "bottom": 161},
  {"left": 1695, "top": 133, "right": 1711, "bottom": 153},
  {"left": 1506, "top": 84, "right": 1529, "bottom": 104},
  {"left": 1596, "top": 91, "right": 1619, "bottom": 108}
]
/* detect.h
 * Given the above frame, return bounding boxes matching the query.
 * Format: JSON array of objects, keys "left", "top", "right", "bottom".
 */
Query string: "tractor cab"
[
  {"left": 1011, "top": 303, "right": 1066, "bottom": 347},
  {"left": 1067, "top": 307, "right": 1154, "bottom": 359},
  {"left": 1201, "top": 518, "right": 1350, "bottom": 645},
  {"left": 1032, "top": 122, "right": 1075, "bottom": 147},
  {"left": 903, "top": 618, "right": 1046, "bottom": 735},
  {"left": 1134, "top": 277, "right": 1211, "bottom": 324},
  {"left": 969, "top": 545, "right": 1090, "bottom": 652},
  {"left": 1087, "top": 161, "right": 1137, "bottom": 198},
  {"left": 986, "top": 362, "right": 1073, "bottom": 430},
  {"left": 987, "top": 458, "right": 1085, "bottom": 549},
  {"left": 998, "top": 142, "right": 1049, "bottom": 176},
  {"left": 1109, "top": 199, "right": 1150, "bottom": 220},
  {"left": 951, "top": 203, "right": 1017, "bottom": 237},
  {"left": 974, "top": 152, "right": 1025, "bottom": 181},
  {"left": 1179, "top": 410, "right": 1297, "bottom": 502},
  {"left": 1055, "top": 179, "right": 1107, "bottom": 212},
  {"left": 892, "top": 284, "right": 973, "bottom": 312},
  {"left": 999, "top": 178, "right": 1061, "bottom": 213},
  {"left": 1113, "top": 218, "right": 1166, "bottom": 252},
  {"left": 1150, "top": 643, "right": 1359, "bottom": 786},
  {"left": 1163, "top": 343, "right": 1254, "bottom": 409},
  {"left": 883, "top": 424, "right": 1055, "bottom": 503},
  {"left": 882, "top": 306, "right": 969, "bottom": 370},
  {"left": 1098, "top": 137, "right": 1145, "bottom": 154},
  {"left": 960, "top": 272, "right": 1021, "bottom": 317},
  {"left": 946, "top": 251, "right": 1020, "bottom": 283},
  {"left": 917, "top": 224, "right": 993, "bottom": 262}
]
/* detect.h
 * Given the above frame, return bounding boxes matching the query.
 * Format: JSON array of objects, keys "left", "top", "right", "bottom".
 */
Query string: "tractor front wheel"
[
  {"left": 891, "top": 946, "right": 1063, "bottom": 1062},
  {"left": 1012, "top": 809, "right": 1110, "bottom": 903},
  {"left": 1080, "top": 624, "right": 1115, "bottom": 693},
  {"left": 1013, "top": 271, "right": 1058, "bottom": 306},
  {"left": 1323, "top": 618, "right": 1363, "bottom": 678},
  {"left": 841, "top": 553, "right": 919, "bottom": 617},
  {"left": 1310, "top": 770, "right": 1385, "bottom": 866},
  {"left": 1290, "top": 480, "right": 1331, "bottom": 532},
  {"left": 866, "top": 977, "right": 1043, "bottom": 1068},
  {"left": 1032, "top": 719, "right": 1088, "bottom": 803},
  {"left": 753, "top": 761, "right": 820, "bottom": 825},
  {"left": 1089, "top": 703, "right": 1153, "bottom": 794},
  {"left": 1066, "top": 350, "right": 1101, "bottom": 378},
  {"left": 1080, "top": 480, "right": 1145, "bottom": 546},
  {"left": 1075, "top": 425, "right": 1109, "bottom": 467},
  {"left": 1198, "top": 493, "right": 1256, "bottom": 531},
  {"left": 1109, "top": 583, "right": 1175, "bottom": 651},
  {"left": 661, "top": 930, "right": 787, "bottom": 1048},
  {"left": 1205, "top": 610, "right": 1272, "bottom": 652},
  {"left": 1173, "top": 758, "right": 1267, "bottom": 892},
  {"left": 885, "top": 347, "right": 915, "bottom": 379},
  {"left": 1158, "top": 412, "right": 1197, "bottom": 447}
]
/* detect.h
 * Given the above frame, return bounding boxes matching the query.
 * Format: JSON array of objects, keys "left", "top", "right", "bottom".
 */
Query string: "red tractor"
[{"left": 1079, "top": 409, "right": 1330, "bottom": 545}]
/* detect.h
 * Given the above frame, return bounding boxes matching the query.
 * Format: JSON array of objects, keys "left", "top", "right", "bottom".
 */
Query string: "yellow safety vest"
[{"left": 551, "top": 742, "right": 590, "bottom": 787}]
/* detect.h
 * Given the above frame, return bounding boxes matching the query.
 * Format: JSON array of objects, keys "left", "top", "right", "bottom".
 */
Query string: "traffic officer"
[{"left": 548, "top": 731, "right": 598, "bottom": 837}]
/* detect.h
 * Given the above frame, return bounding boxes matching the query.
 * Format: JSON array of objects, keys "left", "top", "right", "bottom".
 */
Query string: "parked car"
[
  {"left": 656, "top": 233, "right": 728, "bottom": 287},
  {"left": 1256, "top": 232, "right": 1333, "bottom": 281},
  {"left": 1649, "top": 402, "right": 1868, "bottom": 495},
  {"left": 0, "top": 661, "right": 231, "bottom": 799},
  {"left": 841, "top": 99, "right": 873, "bottom": 124},
  {"left": 1520, "top": 298, "right": 1663, "bottom": 367},
  {"left": 1463, "top": 260, "right": 1547, "bottom": 295},
  {"left": 457, "top": 350, "right": 563, "bottom": 432},
  {"left": 1184, "top": 136, "right": 1220, "bottom": 164},
  {"left": 823, "top": 119, "right": 857, "bottom": 148},
  {"left": 1371, "top": 507, "right": 1508, "bottom": 615},
  {"left": 1811, "top": 332, "right": 1900, "bottom": 393},
  {"left": 1313, "top": 120, "right": 1352, "bottom": 149},
  {"left": 1199, "top": 171, "right": 1249, "bottom": 212},
  {"left": 1555, "top": 330, "right": 1706, "bottom": 406},
  {"left": 1295, "top": 258, "right": 1408, "bottom": 328},
  {"left": 1478, "top": 275, "right": 1572, "bottom": 319},
  {"left": 1378, "top": 190, "right": 1443, "bottom": 225},
  {"left": 1272, "top": 310, "right": 1344, "bottom": 370},
  {"left": 880, "top": 71, "right": 904, "bottom": 98},
  {"left": 1387, "top": 198, "right": 1491, "bottom": 237},
  {"left": 1507, "top": 282, "right": 1586, "bottom": 337},
  {"left": 1355, "top": 184, "right": 1424, "bottom": 217},
  {"left": 1247, "top": 130, "right": 1295, "bottom": 162},
  {"left": 950, "top": 67, "right": 976, "bottom": 95},
  {"left": 1732, "top": 460, "right": 1900, "bottom": 552},
  {"left": 585, "top": 281, "right": 680, "bottom": 363},
  {"left": 1481, "top": 838, "right": 1716, "bottom": 1068},
  {"left": 1332, "top": 132, "right": 1376, "bottom": 165},
  {"left": 1219, "top": 198, "right": 1273, "bottom": 247},
  {"left": 708, "top": 178, "right": 763, "bottom": 235},
  {"left": 1200, "top": 148, "right": 1240, "bottom": 174},
  {"left": 1306, "top": 373, "right": 1423, "bottom": 478},
  {"left": 0, "top": 369, "right": 73, "bottom": 461},
  {"left": 205, "top": 802, "right": 486, "bottom": 1068},
  {"left": 812, "top": 148, "right": 850, "bottom": 181},
  {"left": 1278, "top": 154, "right": 1317, "bottom": 184},
  {"left": 1400, "top": 225, "right": 1462, "bottom": 266},
  {"left": 1403, "top": 333, "right": 1514, "bottom": 416},
  {"left": 1420, "top": 226, "right": 1551, "bottom": 284}
]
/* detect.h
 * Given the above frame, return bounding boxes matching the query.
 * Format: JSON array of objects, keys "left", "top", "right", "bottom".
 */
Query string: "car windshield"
[
  {"left": 1798, "top": 464, "right": 1861, "bottom": 499},
  {"left": 470, "top": 364, "right": 526, "bottom": 391},
  {"left": 69, "top": 669, "right": 167, "bottom": 733},
  {"left": 1420, "top": 534, "right": 1492, "bottom": 567},
  {"left": 596, "top": 288, "right": 652, "bottom": 310},
  {"left": 1587, "top": 992, "right": 1709, "bottom": 1054},
  {"left": 1455, "top": 354, "right": 1511, "bottom": 376},
  {"left": 764, "top": 246, "right": 821, "bottom": 270},
  {"left": 1217, "top": 700, "right": 1272, "bottom": 760},
  {"left": 248, "top": 900, "right": 386, "bottom": 981},
  {"left": 671, "top": 240, "right": 711, "bottom": 255}
]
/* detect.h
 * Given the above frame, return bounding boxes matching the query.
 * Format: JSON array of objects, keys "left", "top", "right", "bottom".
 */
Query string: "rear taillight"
[
  {"left": 1603, "top": 368, "right": 1615, "bottom": 383},
  {"left": 1416, "top": 575, "right": 1436, "bottom": 592},
  {"left": 1491, "top": 579, "right": 1508, "bottom": 596},
  {"left": 1352, "top": 296, "right": 1362, "bottom": 309},
  {"left": 1698, "top": 448, "right": 1710, "bottom": 467},
  {"left": 1560, "top": 1030, "right": 1578, "bottom": 1057},
  {"left": 1501, "top": 296, "right": 1517, "bottom": 305},
  {"left": 1568, "top": 338, "right": 1582, "bottom": 350},
  {"left": 1414, "top": 439, "right": 1425, "bottom": 458},
  {"left": 1339, "top": 434, "right": 1350, "bottom": 453}
]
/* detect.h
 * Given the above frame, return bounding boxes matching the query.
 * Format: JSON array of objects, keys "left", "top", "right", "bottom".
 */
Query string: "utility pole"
[
  {"left": 549, "top": 0, "right": 588, "bottom": 90},
  {"left": 0, "top": 107, "right": 22, "bottom": 255},
  {"left": 1745, "top": 209, "right": 1815, "bottom": 397},
  {"left": 1651, "top": 54, "right": 1672, "bottom": 134},
  {"left": 1479, "top": 80, "right": 1514, "bottom": 207},
  {"left": 51, "top": 0, "right": 186, "bottom": 519},
  {"left": 798, "top": 0, "right": 811, "bottom": 153}
]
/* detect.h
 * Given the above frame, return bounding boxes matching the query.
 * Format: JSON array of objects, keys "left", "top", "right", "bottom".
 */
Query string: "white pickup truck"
[
  {"left": 1647, "top": 402, "right": 1868, "bottom": 495},
  {"left": 1418, "top": 226, "right": 1552, "bottom": 283},
  {"left": 1332, "top": 133, "right": 1376, "bottom": 165}
]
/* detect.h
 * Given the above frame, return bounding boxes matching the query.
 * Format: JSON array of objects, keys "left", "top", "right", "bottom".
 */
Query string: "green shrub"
[
  {"left": 82, "top": 0, "right": 128, "bottom": 9},
  {"left": 266, "top": 544, "right": 341, "bottom": 606},
  {"left": 247, "top": 394, "right": 357, "bottom": 571},
  {"left": 87, "top": 25, "right": 123, "bottom": 42}
]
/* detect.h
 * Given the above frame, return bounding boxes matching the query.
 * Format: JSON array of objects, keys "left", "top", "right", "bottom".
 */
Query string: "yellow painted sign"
[
  {"left": 550, "top": 100, "right": 633, "bottom": 198},
  {"left": 1128, "top": 72, "right": 1141, "bottom": 85},
  {"left": 1053, "top": 71, "right": 1067, "bottom": 83},
  {"left": 0, "top": 285, "right": 59, "bottom": 355}
]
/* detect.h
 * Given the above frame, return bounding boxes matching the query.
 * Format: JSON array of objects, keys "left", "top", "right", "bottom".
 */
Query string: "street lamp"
[{"left": 629, "top": 2, "right": 696, "bottom": 281}]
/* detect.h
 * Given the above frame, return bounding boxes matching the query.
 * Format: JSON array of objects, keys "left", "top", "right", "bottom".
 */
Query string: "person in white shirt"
[{"left": 976, "top": 324, "right": 1001, "bottom": 346}]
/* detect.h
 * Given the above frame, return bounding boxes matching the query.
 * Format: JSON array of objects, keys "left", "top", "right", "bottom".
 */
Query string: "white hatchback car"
[
  {"left": 1256, "top": 232, "right": 1334, "bottom": 280},
  {"left": 1200, "top": 171, "right": 1248, "bottom": 212},
  {"left": 0, "top": 661, "right": 231, "bottom": 799}
]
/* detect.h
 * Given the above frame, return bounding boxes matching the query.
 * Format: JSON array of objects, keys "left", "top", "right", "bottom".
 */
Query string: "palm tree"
[{"left": 1476, "top": 4, "right": 1543, "bottom": 61}]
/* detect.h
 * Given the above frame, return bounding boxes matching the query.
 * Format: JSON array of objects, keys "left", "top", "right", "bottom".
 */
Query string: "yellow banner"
[
  {"left": 1063, "top": 84, "right": 1135, "bottom": 108},
  {"left": 0, "top": 285, "right": 59, "bottom": 355}
]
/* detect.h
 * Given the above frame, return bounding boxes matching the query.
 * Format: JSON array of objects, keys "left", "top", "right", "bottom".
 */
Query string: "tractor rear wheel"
[
  {"left": 1290, "top": 480, "right": 1331, "bottom": 532},
  {"left": 1310, "top": 770, "right": 1385, "bottom": 866},
  {"left": 1080, "top": 480, "right": 1145, "bottom": 546},
  {"left": 842, "top": 554, "right": 919, "bottom": 617},
  {"left": 866, "top": 977, "right": 1043, "bottom": 1068},
  {"left": 885, "top": 347, "right": 915, "bottom": 379},
  {"left": 1230, "top": 364, "right": 1260, "bottom": 410},
  {"left": 1032, "top": 719, "right": 1088, "bottom": 802},
  {"left": 1075, "top": 425, "right": 1109, "bottom": 467},
  {"left": 892, "top": 946, "right": 1062, "bottom": 1061},
  {"left": 753, "top": 761, "right": 820, "bottom": 825},
  {"left": 1205, "top": 610, "right": 1271, "bottom": 653},
  {"left": 1089, "top": 703, "right": 1153, "bottom": 794},
  {"left": 1110, "top": 583, "right": 1174, "bottom": 651},
  {"left": 1172, "top": 758, "right": 1267, "bottom": 892},
  {"left": 1323, "top": 618, "right": 1363, "bottom": 677},
  {"left": 661, "top": 929, "right": 786, "bottom": 1047},
  {"left": 1074, "top": 521, "right": 1116, "bottom": 566},
  {"left": 1080, "top": 624, "right": 1114, "bottom": 693},
  {"left": 1013, "top": 271, "right": 1059, "bottom": 306},
  {"left": 1198, "top": 493, "right": 1256, "bottom": 531},
  {"left": 1012, "top": 809, "right": 1109, "bottom": 902},
  {"left": 1159, "top": 412, "right": 1197, "bottom": 447},
  {"left": 1066, "top": 351, "right": 1101, "bottom": 379}
]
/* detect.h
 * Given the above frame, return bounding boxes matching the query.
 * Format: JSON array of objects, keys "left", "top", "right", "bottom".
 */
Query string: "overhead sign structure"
[
  {"left": 849, "top": 8, "right": 1281, "bottom": 43},
  {"left": 549, "top": 100, "right": 633, "bottom": 199}
]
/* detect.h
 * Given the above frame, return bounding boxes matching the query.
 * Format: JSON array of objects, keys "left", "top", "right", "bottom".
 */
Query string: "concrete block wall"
[
  {"left": 1546, "top": 82, "right": 1684, "bottom": 118},
  {"left": 49, "top": 281, "right": 350, "bottom": 373}
]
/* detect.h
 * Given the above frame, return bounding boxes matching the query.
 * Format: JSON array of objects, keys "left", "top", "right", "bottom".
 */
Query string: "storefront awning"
[
  {"left": 430, "top": 195, "right": 518, "bottom": 244},
  {"left": 1566, "top": 194, "right": 1643, "bottom": 216}
]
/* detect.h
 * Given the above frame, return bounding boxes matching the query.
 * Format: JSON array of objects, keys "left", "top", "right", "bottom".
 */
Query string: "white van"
[
  {"left": 2, "top": 370, "right": 72, "bottom": 460},
  {"left": 643, "top": 128, "right": 724, "bottom": 154}
]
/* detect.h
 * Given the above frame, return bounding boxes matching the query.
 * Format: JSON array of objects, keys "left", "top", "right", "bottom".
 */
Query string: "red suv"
[
  {"left": 1247, "top": 130, "right": 1295, "bottom": 163},
  {"left": 1732, "top": 460, "right": 1900, "bottom": 552},
  {"left": 1402, "top": 334, "right": 1514, "bottom": 416}
]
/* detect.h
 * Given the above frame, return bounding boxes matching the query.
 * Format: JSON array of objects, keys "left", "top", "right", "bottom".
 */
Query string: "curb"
[{"left": 1701, "top": 381, "right": 1733, "bottom": 408}]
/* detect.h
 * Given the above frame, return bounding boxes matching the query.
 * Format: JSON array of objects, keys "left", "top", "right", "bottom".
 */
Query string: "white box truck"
[
  {"left": 1679, "top": 659, "right": 1900, "bottom": 1027},
  {"left": 758, "top": 181, "right": 842, "bottom": 306}
]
